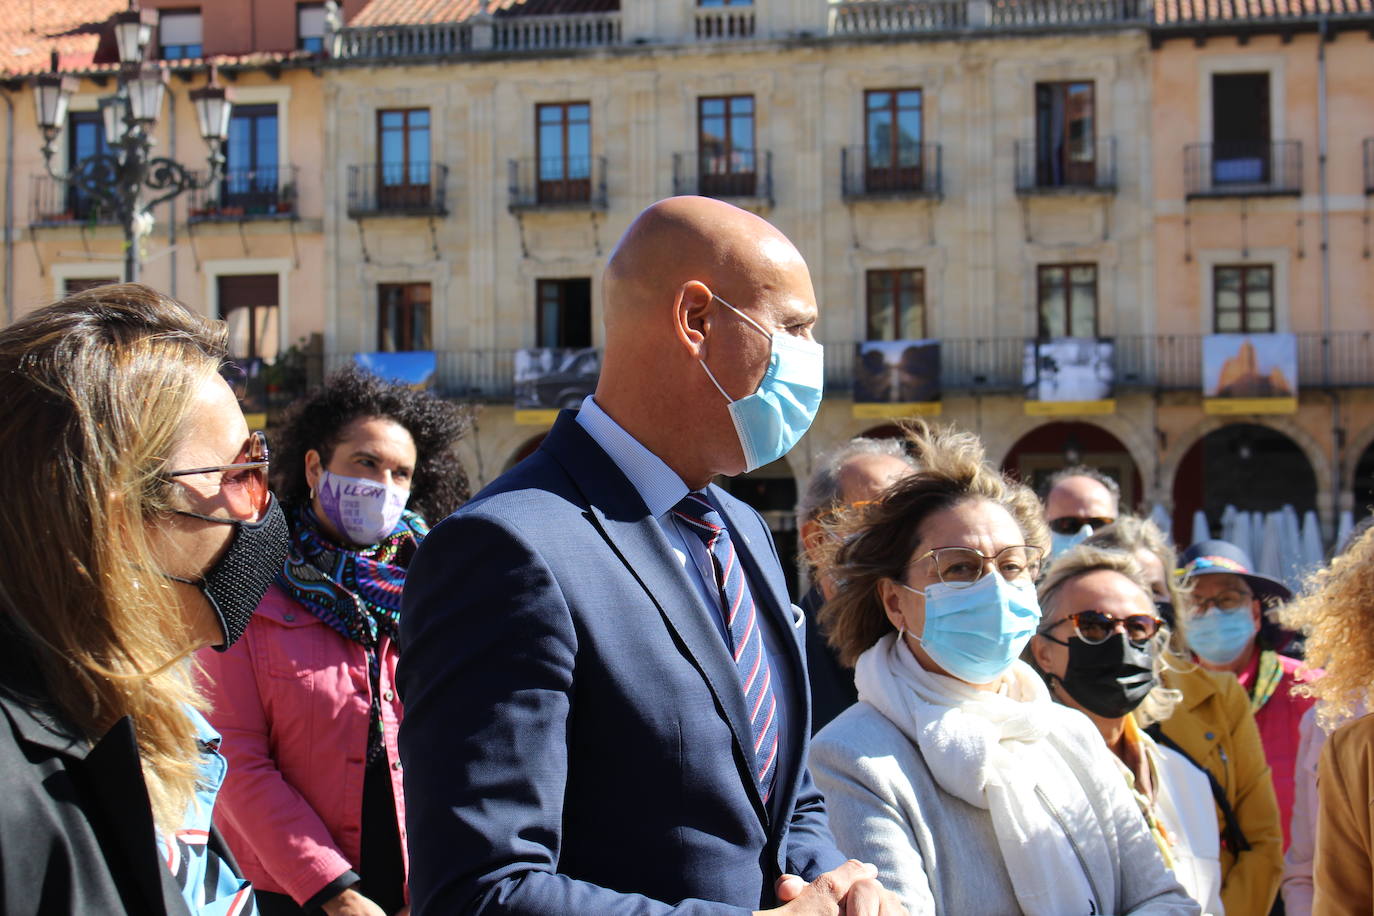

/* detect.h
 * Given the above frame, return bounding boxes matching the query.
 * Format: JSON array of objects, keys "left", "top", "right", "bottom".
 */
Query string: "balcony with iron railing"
[
  {"left": 673, "top": 150, "right": 773, "bottom": 206},
  {"left": 29, "top": 174, "right": 119, "bottom": 228},
  {"left": 508, "top": 156, "right": 608, "bottom": 212},
  {"left": 188, "top": 165, "right": 300, "bottom": 222},
  {"left": 1365, "top": 138, "right": 1374, "bottom": 195},
  {"left": 841, "top": 144, "right": 943, "bottom": 200},
  {"left": 1184, "top": 141, "right": 1303, "bottom": 199},
  {"left": 1015, "top": 137, "right": 1117, "bottom": 194},
  {"left": 347, "top": 163, "right": 449, "bottom": 218},
  {"left": 821, "top": 331, "right": 1374, "bottom": 396}
]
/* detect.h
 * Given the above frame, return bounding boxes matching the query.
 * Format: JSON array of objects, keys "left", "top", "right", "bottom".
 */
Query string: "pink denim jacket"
[{"left": 196, "top": 585, "right": 408, "bottom": 906}]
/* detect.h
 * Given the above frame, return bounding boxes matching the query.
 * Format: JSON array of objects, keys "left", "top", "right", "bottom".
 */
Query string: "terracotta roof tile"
[
  {"left": 1154, "top": 0, "right": 1374, "bottom": 23},
  {"left": 352, "top": 0, "right": 617, "bottom": 27},
  {"left": 0, "top": 0, "right": 125, "bottom": 76}
]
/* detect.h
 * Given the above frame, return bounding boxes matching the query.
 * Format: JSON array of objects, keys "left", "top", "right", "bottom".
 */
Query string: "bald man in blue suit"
[{"left": 398, "top": 197, "right": 901, "bottom": 916}]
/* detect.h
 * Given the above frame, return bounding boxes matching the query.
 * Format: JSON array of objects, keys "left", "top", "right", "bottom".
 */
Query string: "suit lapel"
[{"left": 542, "top": 414, "right": 769, "bottom": 824}]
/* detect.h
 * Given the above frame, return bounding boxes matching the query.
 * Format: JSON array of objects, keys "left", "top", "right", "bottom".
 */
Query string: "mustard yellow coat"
[{"left": 1157, "top": 660, "right": 1284, "bottom": 916}]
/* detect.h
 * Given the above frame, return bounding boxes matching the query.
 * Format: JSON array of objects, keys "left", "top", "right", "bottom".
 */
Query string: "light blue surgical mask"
[
  {"left": 1186, "top": 603, "right": 1258, "bottom": 666},
  {"left": 898, "top": 571, "right": 1043, "bottom": 684},
  {"left": 1049, "top": 524, "right": 1094, "bottom": 560},
  {"left": 700, "top": 295, "right": 824, "bottom": 472}
]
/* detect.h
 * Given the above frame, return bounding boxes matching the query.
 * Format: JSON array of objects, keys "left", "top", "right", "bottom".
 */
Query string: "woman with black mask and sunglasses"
[
  {"left": 198, "top": 367, "right": 468, "bottom": 916},
  {"left": 1029, "top": 546, "right": 1223, "bottom": 914}
]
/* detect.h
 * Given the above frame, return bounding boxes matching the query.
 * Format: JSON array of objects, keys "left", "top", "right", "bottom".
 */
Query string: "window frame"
[
  {"left": 864, "top": 268, "right": 927, "bottom": 341},
  {"left": 697, "top": 94, "right": 756, "bottom": 196},
  {"left": 1034, "top": 80, "right": 1096, "bottom": 188},
  {"left": 536, "top": 278, "right": 593, "bottom": 350},
  {"left": 1212, "top": 264, "right": 1275, "bottom": 333},
  {"left": 297, "top": 2, "right": 326, "bottom": 52},
  {"left": 158, "top": 9, "right": 204, "bottom": 59},
  {"left": 375, "top": 108, "right": 432, "bottom": 209},
  {"left": 535, "top": 102, "right": 592, "bottom": 205},
  {"left": 377, "top": 282, "right": 433, "bottom": 352},
  {"left": 1036, "top": 263, "right": 1099, "bottom": 339},
  {"left": 863, "top": 88, "right": 924, "bottom": 187}
]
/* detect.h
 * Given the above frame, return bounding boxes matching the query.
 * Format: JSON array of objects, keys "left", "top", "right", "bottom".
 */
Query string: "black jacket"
[
  {"left": 799, "top": 585, "right": 858, "bottom": 735},
  {"left": 0, "top": 681, "right": 205, "bottom": 915}
]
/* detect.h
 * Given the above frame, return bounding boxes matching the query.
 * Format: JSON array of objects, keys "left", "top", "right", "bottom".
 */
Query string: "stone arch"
[
  {"left": 987, "top": 414, "right": 1157, "bottom": 497},
  {"left": 998, "top": 420, "right": 1148, "bottom": 511},
  {"left": 1159, "top": 415, "right": 1332, "bottom": 505},
  {"left": 1166, "top": 419, "right": 1326, "bottom": 540}
]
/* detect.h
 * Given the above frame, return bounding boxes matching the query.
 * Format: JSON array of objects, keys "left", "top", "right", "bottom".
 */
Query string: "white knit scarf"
[{"left": 854, "top": 632, "right": 1100, "bottom": 915}]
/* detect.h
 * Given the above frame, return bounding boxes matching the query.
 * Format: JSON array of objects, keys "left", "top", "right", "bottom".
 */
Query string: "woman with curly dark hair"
[{"left": 199, "top": 366, "right": 469, "bottom": 916}]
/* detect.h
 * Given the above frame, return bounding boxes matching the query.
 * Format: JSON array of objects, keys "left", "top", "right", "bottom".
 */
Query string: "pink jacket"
[{"left": 196, "top": 585, "right": 408, "bottom": 906}]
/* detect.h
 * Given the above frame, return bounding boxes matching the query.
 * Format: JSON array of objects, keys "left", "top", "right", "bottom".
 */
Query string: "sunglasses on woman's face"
[
  {"left": 166, "top": 430, "right": 271, "bottom": 522},
  {"left": 1047, "top": 516, "right": 1116, "bottom": 535},
  {"left": 1047, "top": 608, "right": 1163, "bottom": 645}
]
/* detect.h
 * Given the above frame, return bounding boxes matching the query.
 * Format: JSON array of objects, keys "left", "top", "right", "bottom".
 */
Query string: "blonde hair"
[
  {"left": 1281, "top": 523, "right": 1374, "bottom": 728},
  {"left": 1035, "top": 544, "right": 1182, "bottom": 727},
  {"left": 817, "top": 420, "right": 1049, "bottom": 667},
  {"left": 1084, "top": 515, "right": 1194, "bottom": 655},
  {"left": 0, "top": 284, "right": 228, "bottom": 831}
]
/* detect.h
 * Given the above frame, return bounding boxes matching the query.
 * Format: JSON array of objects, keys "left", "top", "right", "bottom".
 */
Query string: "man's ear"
[{"left": 674, "top": 280, "right": 715, "bottom": 358}]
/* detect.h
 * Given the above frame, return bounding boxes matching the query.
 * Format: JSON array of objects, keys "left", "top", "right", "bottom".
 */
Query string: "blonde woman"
[
  {"left": 1087, "top": 519, "right": 1283, "bottom": 916},
  {"left": 1029, "top": 546, "right": 1223, "bottom": 914},
  {"left": 0, "top": 285, "right": 290, "bottom": 915},
  {"left": 1280, "top": 522, "right": 1374, "bottom": 915},
  {"left": 810, "top": 424, "right": 1195, "bottom": 915}
]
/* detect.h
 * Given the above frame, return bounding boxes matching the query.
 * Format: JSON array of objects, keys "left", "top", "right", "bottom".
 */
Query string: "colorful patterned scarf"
[{"left": 277, "top": 505, "right": 429, "bottom": 760}]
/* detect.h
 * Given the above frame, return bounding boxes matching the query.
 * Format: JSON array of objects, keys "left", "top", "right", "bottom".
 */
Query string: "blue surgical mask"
[
  {"left": 700, "top": 296, "right": 824, "bottom": 472},
  {"left": 899, "top": 571, "right": 1043, "bottom": 684},
  {"left": 1186, "top": 604, "right": 1258, "bottom": 666},
  {"left": 1050, "top": 524, "right": 1094, "bottom": 559}
]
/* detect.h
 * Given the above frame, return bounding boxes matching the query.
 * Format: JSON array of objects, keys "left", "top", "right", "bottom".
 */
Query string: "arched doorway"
[
  {"left": 1001, "top": 422, "right": 1142, "bottom": 510},
  {"left": 715, "top": 457, "right": 800, "bottom": 598},
  {"left": 1353, "top": 438, "right": 1374, "bottom": 516},
  {"left": 505, "top": 432, "right": 548, "bottom": 471},
  {"left": 1171, "top": 423, "right": 1317, "bottom": 543}
]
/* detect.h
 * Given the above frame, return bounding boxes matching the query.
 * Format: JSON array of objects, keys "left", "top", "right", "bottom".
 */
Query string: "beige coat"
[{"left": 1313, "top": 713, "right": 1374, "bottom": 915}]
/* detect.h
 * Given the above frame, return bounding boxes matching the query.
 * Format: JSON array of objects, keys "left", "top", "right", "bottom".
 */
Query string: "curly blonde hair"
[
  {"left": 816, "top": 420, "right": 1050, "bottom": 667},
  {"left": 1281, "top": 522, "right": 1374, "bottom": 728}
]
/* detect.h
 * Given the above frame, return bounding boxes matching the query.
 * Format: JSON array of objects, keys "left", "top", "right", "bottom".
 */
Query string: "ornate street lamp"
[{"left": 35, "top": 6, "right": 231, "bottom": 283}]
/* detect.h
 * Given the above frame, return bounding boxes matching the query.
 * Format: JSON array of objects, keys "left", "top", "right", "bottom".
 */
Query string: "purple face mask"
[{"left": 316, "top": 470, "right": 409, "bottom": 546}]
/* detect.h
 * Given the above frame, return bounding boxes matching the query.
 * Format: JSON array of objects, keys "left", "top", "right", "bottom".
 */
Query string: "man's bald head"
[
  {"left": 603, "top": 196, "right": 811, "bottom": 333},
  {"left": 594, "top": 197, "right": 819, "bottom": 488}
]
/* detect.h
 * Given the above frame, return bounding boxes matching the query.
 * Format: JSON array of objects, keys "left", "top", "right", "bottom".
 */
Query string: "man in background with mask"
[
  {"left": 1042, "top": 465, "right": 1120, "bottom": 558},
  {"left": 795, "top": 438, "right": 916, "bottom": 734},
  {"left": 399, "top": 197, "right": 902, "bottom": 916}
]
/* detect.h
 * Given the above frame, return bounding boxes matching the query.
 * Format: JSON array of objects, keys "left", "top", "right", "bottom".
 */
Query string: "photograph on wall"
[
  {"left": 851, "top": 340, "right": 941, "bottom": 419},
  {"left": 1022, "top": 338, "right": 1116, "bottom": 415},
  {"left": 1203, "top": 333, "right": 1298, "bottom": 415},
  {"left": 354, "top": 351, "right": 437, "bottom": 389},
  {"left": 515, "top": 347, "right": 602, "bottom": 425}
]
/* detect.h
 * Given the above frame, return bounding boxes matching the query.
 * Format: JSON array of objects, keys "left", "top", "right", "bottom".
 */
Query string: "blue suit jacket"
[{"left": 398, "top": 411, "right": 846, "bottom": 915}]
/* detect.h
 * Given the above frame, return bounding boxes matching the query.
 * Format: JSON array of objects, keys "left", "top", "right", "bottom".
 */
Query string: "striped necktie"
[{"left": 672, "top": 491, "right": 780, "bottom": 801}]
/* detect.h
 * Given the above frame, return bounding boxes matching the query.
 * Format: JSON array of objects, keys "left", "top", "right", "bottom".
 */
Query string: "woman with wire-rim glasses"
[{"left": 807, "top": 422, "right": 1197, "bottom": 916}]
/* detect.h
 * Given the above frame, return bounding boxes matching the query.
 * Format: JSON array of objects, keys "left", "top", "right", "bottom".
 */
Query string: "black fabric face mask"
[
  {"left": 1043, "top": 630, "right": 1157, "bottom": 719},
  {"left": 169, "top": 494, "right": 290, "bottom": 652}
]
